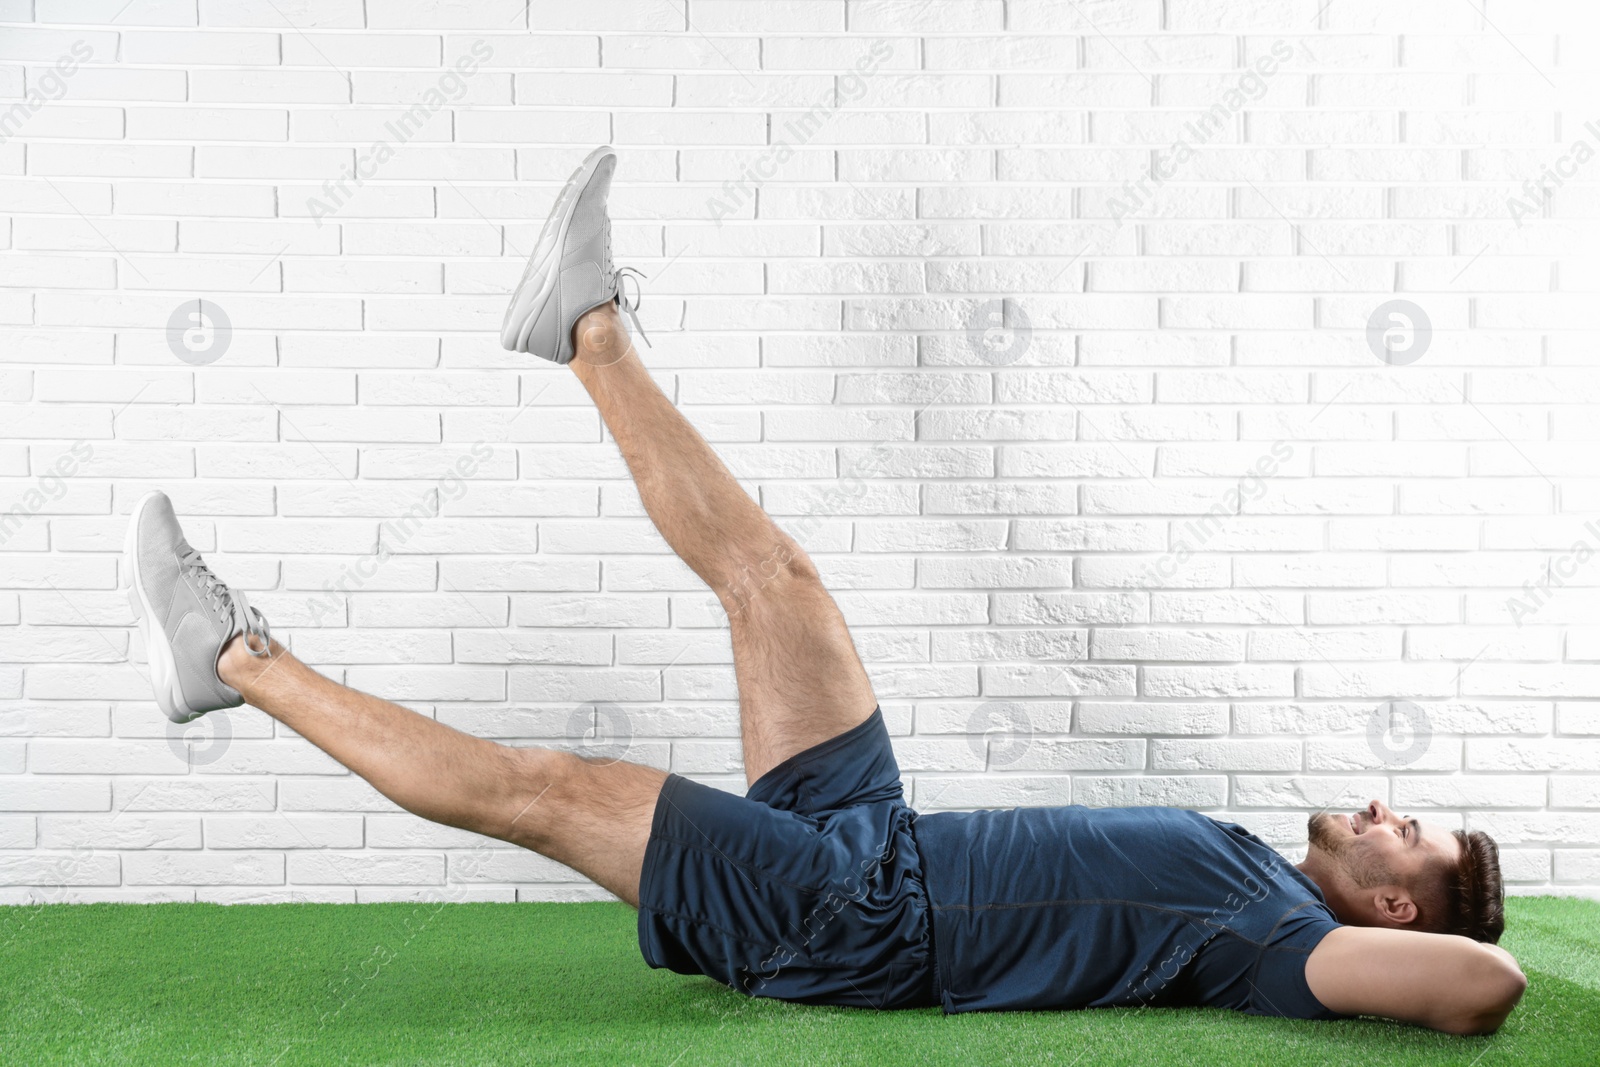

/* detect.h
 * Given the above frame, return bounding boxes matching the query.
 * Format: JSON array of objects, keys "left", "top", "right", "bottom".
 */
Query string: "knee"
[
  {"left": 775, "top": 541, "right": 821, "bottom": 585},
  {"left": 720, "top": 537, "right": 820, "bottom": 612},
  {"left": 497, "top": 746, "right": 578, "bottom": 849}
]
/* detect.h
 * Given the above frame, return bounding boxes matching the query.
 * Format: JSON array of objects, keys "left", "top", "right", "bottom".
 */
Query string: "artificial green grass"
[{"left": 3, "top": 898, "right": 1598, "bottom": 1066}]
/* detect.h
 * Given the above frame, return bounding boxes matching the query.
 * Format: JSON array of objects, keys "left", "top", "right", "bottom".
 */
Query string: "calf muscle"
[{"left": 221, "top": 639, "right": 666, "bottom": 907}]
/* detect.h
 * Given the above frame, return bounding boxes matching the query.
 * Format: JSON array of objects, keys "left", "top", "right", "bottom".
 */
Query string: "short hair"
[{"left": 1415, "top": 830, "right": 1506, "bottom": 944}]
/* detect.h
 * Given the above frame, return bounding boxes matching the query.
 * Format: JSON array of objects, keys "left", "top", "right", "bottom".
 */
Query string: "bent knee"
[{"left": 718, "top": 537, "right": 822, "bottom": 613}]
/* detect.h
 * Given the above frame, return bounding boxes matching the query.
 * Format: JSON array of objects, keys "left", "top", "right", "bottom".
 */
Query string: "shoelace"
[
  {"left": 613, "top": 265, "right": 651, "bottom": 347},
  {"left": 600, "top": 216, "right": 651, "bottom": 348},
  {"left": 179, "top": 547, "right": 272, "bottom": 658}
]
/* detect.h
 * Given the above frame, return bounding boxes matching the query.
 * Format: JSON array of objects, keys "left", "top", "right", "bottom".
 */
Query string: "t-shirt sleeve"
[{"left": 1245, "top": 908, "right": 1351, "bottom": 1020}]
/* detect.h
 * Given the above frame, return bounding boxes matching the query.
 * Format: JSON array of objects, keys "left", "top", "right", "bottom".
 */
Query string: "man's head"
[{"left": 1299, "top": 799, "right": 1505, "bottom": 943}]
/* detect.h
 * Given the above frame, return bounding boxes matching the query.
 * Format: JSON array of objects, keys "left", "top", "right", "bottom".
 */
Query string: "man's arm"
[{"left": 1304, "top": 926, "right": 1528, "bottom": 1035}]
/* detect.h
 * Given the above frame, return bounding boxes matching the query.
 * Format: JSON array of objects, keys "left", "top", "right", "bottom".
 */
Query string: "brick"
[
  {"left": 204, "top": 815, "right": 364, "bottom": 849},
  {"left": 1077, "top": 702, "right": 1228, "bottom": 735},
  {"left": 1074, "top": 776, "right": 1227, "bottom": 809},
  {"left": 0, "top": 851, "right": 120, "bottom": 886},
  {"left": 39, "top": 815, "right": 200, "bottom": 849},
  {"left": 124, "top": 851, "right": 283, "bottom": 886}
]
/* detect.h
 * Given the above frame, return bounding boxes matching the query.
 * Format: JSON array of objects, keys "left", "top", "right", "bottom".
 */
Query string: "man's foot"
[
  {"left": 125, "top": 491, "right": 272, "bottom": 724},
  {"left": 500, "top": 144, "right": 649, "bottom": 364}
]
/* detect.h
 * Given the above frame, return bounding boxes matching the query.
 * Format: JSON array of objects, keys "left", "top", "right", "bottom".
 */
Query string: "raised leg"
[
  {"left": 218, "top": 637, "right": 665, "bottom": 906},
  {"left": 568, "top": 305, "right": 878, "bottom": 784}
]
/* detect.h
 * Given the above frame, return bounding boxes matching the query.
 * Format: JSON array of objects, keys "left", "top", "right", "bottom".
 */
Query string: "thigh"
[{"left": 726, "top": 564, "right": 878, "bottom": 785}]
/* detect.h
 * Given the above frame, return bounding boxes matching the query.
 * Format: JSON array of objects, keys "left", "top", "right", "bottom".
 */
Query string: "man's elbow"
[{"left": 1443, "top": 958, "right": 1529, "bottom": 1036}]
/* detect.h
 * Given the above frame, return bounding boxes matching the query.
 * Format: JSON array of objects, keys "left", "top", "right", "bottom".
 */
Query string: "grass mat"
[{"left": 3, "top": 896, "right": 1596, "bottom": 1065}]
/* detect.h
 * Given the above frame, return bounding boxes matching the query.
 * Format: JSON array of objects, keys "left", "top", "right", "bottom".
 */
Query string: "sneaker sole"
[
  {"left": 501, "top": 145, "right": 615, "bottom": 361},
  {"left": 124, "top": 491, "right": 203, "bottom": 724}
]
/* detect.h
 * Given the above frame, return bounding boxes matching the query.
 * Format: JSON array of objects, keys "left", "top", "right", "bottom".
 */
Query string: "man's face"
[{"left": 1306, "top": 799, "right": 1461, "bottom": 896}]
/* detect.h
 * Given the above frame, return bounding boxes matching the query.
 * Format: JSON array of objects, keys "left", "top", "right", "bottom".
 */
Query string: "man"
[{"left": 124, "top": 147, "right": 1526, "bottom": 1035}]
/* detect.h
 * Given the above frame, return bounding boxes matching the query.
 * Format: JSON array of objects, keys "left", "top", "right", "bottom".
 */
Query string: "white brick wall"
[{"left": 2, "top": 0, "right": 1599, "bottom": 903}]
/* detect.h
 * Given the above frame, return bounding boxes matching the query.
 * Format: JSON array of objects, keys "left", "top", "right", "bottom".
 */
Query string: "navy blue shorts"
[{"left": 637, "top": 708, "right": 937, "bottom": 1009}]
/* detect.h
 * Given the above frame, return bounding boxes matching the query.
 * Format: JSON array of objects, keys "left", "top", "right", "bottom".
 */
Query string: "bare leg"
[
  {"left": 568, "top": 305, "right": 878, "bottom": 783},
  {"left": 218, "top": 637, "right": 665, "bottom": 906}
]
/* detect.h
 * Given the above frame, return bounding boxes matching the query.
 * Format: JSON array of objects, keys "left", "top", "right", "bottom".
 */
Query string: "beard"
[
  {"left": 1306, "top": 813, "right": 1398, "bottom": 890},
  {"left": 1307, "top": 813, "right": 1344, "bottom": 854}
]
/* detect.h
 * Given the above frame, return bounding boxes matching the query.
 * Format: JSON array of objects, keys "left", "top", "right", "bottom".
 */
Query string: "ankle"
[
  {"left": 571, "top": 303, "right": 635, "bottom": 368},
  {"left": 217, "top": 632, "right": 285, "bottom": 694}
]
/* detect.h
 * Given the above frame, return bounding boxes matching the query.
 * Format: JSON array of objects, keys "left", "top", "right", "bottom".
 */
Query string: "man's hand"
[{"left": 1305, "top": 926, "right": 1528, "bottom": 1035}]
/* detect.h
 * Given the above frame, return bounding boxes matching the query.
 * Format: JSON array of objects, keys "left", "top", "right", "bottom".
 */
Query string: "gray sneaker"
[
  {"left": 500, "top": 144, "right": 649, "bottom": 363},
  {"left": 125, "top": 491, "right": 272, "bottom": 724}
]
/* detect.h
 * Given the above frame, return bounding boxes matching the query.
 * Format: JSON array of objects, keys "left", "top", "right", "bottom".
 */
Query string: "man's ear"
[{"left": 1372, "top": 889, "right": 1418, "bottom": 927}]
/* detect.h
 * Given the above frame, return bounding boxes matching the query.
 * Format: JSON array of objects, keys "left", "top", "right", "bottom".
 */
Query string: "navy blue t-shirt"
[{"left": 912, "top": 805, "right": 1347, "bottom": 1019}]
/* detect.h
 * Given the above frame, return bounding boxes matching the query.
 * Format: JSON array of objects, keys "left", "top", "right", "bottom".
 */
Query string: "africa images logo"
[
  {"left": 0, "top": 40, "right": 92, "bottom": 145},
  {"left": 166, "top": 299, "right": 232, "bottom": 365},
  {"left": 1505, "top": 117, "right": 1600, "bottom": 226},
  {"left": 1365, "top": 299, "right": 1432, "bottom": 366}
]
